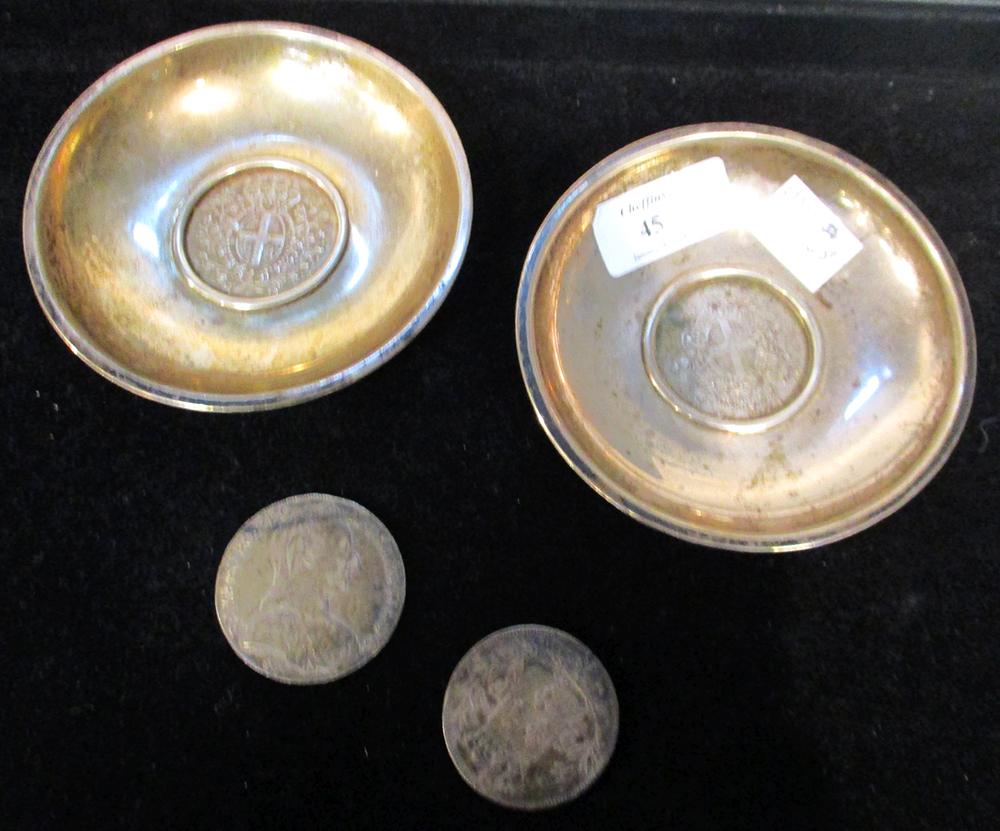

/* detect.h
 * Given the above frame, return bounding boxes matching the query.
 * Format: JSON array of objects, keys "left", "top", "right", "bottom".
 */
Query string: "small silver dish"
[
  {"left": 23, "top": 22, "right": 472, "bottom": 411},
  {"left": 516, "top": 124, "right": 976, "bottom": 552}
]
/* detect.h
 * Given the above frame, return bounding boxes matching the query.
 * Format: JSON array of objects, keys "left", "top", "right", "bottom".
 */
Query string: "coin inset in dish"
[
  {"left": 215, "top": 494, "right": 405, "bottom": 685},
  {"left": 176, "top": 160, "right": 349, "bottom": 310},
  {"left": 643, "top": 269, "right": 820, "bottom": 433},
  {"left": 442, "top": 625, "right": 618, "bottom": 810}
]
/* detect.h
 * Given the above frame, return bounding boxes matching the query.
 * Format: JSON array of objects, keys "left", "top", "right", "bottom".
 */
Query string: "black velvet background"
[{"left": 3, "top": 1, "right": 999, "bottom": 828}]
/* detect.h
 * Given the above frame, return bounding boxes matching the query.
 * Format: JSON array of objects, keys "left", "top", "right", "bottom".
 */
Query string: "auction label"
[
  {"left": 592, "top": 157, "right": 733, "bottom": 278},
  {"left": 750, "top": 175, "right": 863, "bottom": 292}
]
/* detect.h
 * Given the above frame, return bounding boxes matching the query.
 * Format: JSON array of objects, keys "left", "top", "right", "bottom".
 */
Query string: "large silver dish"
[
  {"left": 24, "top": 22, "right": 472, "bottom": 411},
  {"left": 516, "top": 124, "right": 976, "bottom": 552}
]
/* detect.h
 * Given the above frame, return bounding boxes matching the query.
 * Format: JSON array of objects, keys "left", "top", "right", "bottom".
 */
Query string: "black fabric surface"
[{"left": 3, "top": 1, "right": 999, "bottom": 828}]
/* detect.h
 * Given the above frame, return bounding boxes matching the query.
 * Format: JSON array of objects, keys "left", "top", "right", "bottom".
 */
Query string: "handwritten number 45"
[{"left": 640, "top": 217, "right": 664, "bottom": 237}]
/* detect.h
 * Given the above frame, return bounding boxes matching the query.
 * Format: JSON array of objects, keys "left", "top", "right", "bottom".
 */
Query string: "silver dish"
[
  {"left": 516, "top": 124, "right": 976, "bottom": 552},
  {"left": 23, "top": 22, "right": 472, "bottom": 411}
]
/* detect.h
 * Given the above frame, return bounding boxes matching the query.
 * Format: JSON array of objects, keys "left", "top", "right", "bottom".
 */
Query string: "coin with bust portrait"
[
  {"left": 215, "top": 493, "right": 405, "bottom": 684},
  {"left": 442, "top": 624, "right": 618, "bottom": 810}
]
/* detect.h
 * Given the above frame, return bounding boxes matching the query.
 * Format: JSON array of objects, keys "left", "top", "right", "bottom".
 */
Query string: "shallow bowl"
[
  {"left": 516, "top": 124, "right": 975, "bottom": 551},
  {"left": 24, "top": 22, "right": 472, "bottom": 411}
]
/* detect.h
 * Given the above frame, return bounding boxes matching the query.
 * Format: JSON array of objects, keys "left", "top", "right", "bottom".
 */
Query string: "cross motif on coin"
[{"left": 237, "top": 211, "right": 285, "bottom": 266}]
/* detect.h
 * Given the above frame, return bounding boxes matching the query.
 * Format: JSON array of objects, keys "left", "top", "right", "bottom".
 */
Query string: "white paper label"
[
  {"left": 592, "top": 156, "right": 733, "bottom": 278},
  {"left": 750, "top": 175, "right": 863, "bottom": 292}
]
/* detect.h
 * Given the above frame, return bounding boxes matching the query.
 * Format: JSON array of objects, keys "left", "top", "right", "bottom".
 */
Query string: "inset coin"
[
  {"left": 642, "top": 268, "right": 820, "bottom": 433},
  {"left": 442, "top": 625, "right": 618, "bottom": 810},
  {"left": 215, "top": 494, "right": 405, "bottom": 684},
  {"left": 175, "top": 159, "right": 349, "bottom": 311}
]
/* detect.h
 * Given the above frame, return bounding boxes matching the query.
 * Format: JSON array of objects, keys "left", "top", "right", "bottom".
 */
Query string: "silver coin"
[
  {"left": 647, "top": 274, "right": 813, "bottom": 422},
  {"left": 214, "top": 494, "right": 405, "bottom": 684},
  {"left": 442, "top": 625, "right": 619, "bottom": 810},
  {"left": 177, "top": 159, "right": 350, "bottom": 310}
]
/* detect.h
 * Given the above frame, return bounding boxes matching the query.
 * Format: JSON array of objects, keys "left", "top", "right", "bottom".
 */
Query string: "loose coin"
[
  {"left": 215, "top": 493, "right": 405, "bottom": 684},
  {"left": 442, "top": 625, "right": 618, "bottom": 810}
]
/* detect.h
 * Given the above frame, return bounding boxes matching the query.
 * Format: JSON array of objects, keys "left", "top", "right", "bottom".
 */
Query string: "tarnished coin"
[
  {"left": 215, "top": 494, "right": 405, "bottom": 684},
  {"left": 442, "top": 625, "right": 619, "bottom": 810},
  {"left": 177, "top": 159, "right": 350, "bottom": 310},
  {"left": 642, "top": 269, "right": 820, "bottom": 432}
]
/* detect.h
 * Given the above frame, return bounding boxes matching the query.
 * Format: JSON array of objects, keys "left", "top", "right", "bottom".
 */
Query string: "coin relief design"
[
  {"left": 442, "top": 625, "right": 618, "bottom": 810},
  {"left": 215, "top": 494, "right": 405, "bottom": 684},
  {"left": 183, "top": 165, "right": 345, "bottom": 303},
  {"left": 646, "top": 273, "right": 817, "bottom": 427}
]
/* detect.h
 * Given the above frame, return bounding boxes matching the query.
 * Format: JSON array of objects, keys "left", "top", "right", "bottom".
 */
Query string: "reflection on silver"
[
  {"left": 131, "top": 222, "right": 160, "bottom": 258},
  {"left": 843, "top": 366, "right": 893, "bottom": 422},
  {"left": 178, "top": 78, "right": 237, "bottom": 116}
]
